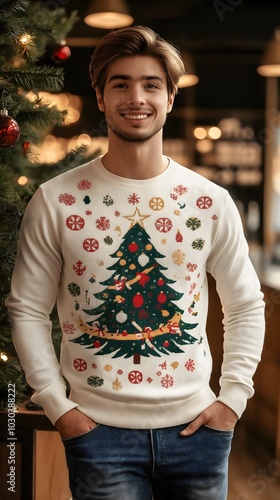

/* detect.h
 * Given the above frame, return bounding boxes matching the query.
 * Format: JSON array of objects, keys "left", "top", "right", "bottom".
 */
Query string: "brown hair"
[{"left": 89, "top": 25, "right": 185, "bottom": 97}]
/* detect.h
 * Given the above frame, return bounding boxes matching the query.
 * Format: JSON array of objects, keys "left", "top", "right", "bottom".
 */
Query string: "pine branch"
[
  {"left": 1, "top": 64, "right": 64, "bottom": 91},
  {"left": 0, "top": 0, "right": 29, "bottom": 20}
]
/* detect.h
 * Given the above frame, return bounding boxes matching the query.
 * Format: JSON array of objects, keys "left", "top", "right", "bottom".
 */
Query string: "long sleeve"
[
  {"left": 6, "top": 188, "right": 78, "bottom": 424},
  {"left": 207, "top": 191, "right": 265, "bottom": 417}
]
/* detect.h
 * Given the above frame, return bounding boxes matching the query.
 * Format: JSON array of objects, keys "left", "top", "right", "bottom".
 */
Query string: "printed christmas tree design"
[{"left": 72, "top": 223, "right": 198, "bottom": 363}]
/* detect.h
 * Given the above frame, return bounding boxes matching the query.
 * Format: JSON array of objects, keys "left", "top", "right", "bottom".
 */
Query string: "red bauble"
[
  {"left": 22, "top": 141, "right": 30, "bottom": 154},
  {"left": 128, "top": 241, "right": 138, "bottom": 252},
  {"left": 157, "top": 291, "right": 167, "bottom": 304},
  {"left": 163, "top": 341, "right": 169, "bottom": 347},
  {"left": 51, "top": 44, "right": 71, "bottom": 64},
  {"left": 0, "top": 112, "right": 20, "bottom": 148},
  {"left": 133, "top": 292, "right": 144, "bottom": 308},
  {"left": 157, "top": 278, "right": 164, "bottom": 286},
  {"left": 93, "top": 340, "right": 101, "bottom": 348}
]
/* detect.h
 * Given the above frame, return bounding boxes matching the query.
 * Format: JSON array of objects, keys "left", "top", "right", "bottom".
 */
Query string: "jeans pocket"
[
  {"left": 62, "top": 423, "right": 101, "bottom": 444},
  {"left": 203, "top": 425, "right": 234, "bottom": 435}
]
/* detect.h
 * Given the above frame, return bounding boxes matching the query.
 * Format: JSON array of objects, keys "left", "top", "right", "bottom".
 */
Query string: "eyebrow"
[{"left": 108, "top": 74, "right": 165, "bottom": 84}]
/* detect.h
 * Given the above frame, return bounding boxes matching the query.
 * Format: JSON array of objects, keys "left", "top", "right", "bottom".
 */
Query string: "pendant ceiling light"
[
  {"left": 178, "top": 52, "right": 199, "bottom": 88},
  {"left": 84, "top": 0, "right": 134, "bottom": 29},
  {"left": 257, "top": 28, "right": 280, "bottom": 77}
]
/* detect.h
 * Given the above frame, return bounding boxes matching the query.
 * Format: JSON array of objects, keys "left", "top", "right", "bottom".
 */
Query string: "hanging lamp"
[{"left": 84, "top": 0, "right": 134, "bottom": 29}]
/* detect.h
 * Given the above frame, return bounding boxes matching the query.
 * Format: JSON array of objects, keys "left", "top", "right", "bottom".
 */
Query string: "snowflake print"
[
  {"left": 170, "top": 193, "right": 178, "bottom": 200},
  {"left": 62, "top": 321, "right": 76, "bottom": 334},
  {"left": 96, "top": 216, "right": 110, "bottom": 231},
  {"left": 115, "top": 211, "right": 121, "bottom": 217},
  {"left": 103, "top": 195, "right": 114, "bottom": 207},
  {"left": 185, "top": 359, "right": 195, "bottom": 372},
  {"left": 173, "top": 184, "right": 188, "bottom": 195},
  {"left": 187, "top": 262, "right": 198, "bottom": 272},
  {"left": 161, "top": 374, "right": 174, "bottom": 388},
  {"left": 192, "top": 238, "right": 205, "bottom": 250},
  {"left": 68, "top": 282, "right": 81, "bottom": 297},
  {"left": 58, "top": 193, "right": 76, "bottom": 206},
  {"left": 186, "top": 217, "right": 201, "bottom": 231},
  {"left": 172, "top": 249, "right": 185, "bottom": 265},
  {"left": 159, "top": 361, "right": 167, "bottom": 370},
  {"left": 128, "top": 193, "right": 140, "bottom": 205},
  {"left": 212, "top": 214, "right": 218, "bottom": 220},
  {"left": 86, "top": 210, "right": 92, "bottom": 215},
  {"left": 77, "top": 179, "right": 92, "bottom": 190}
]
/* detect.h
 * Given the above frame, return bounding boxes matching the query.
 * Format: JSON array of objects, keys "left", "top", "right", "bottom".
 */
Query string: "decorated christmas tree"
[
  {"left": 72, "top": 223, "right": 198, "bottom": 365},
  {"left": 0, "top": 0, "right": 96, "bottom": 407}
]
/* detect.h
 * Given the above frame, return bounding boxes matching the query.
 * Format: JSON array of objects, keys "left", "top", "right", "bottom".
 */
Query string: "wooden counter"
[{"left": 0, "top": 410, "right": 71, "bottom": 500}]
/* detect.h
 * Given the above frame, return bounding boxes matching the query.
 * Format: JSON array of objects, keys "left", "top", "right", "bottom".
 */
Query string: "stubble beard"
[{"left": 107, "top": 117, "right": 167, "bottom": 144}]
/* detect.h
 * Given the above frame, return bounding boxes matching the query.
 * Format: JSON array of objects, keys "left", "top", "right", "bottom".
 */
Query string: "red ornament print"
[
  {"left": 73, "top": 358, "right": 87, "bottom": 372},
  {"left": 133, "top": 293, "right": 144, "bottom": 308},
  {"left": 196, "top": 196, "right": 213, "bottom": 209},
  {"left": 93, "top": 340, "right": 101, "bottom": 348},
  {"left": 157, "top": 278, "right": 164, "bottom": 286},
  {"left": 128, "top": 242, "right": 138, "bottom": 252},
  {"left": 128, "top": 370, "right": 143, "bottom": 384},
  {"left": 176, "top": 230, "right": 183, "bottom": 242},
  {"left": 66, "top": 215, "right": 85, "bottom": 231},
  {"left": 157, "top": 291, "right": 167, "bottom": 304},
  {"left": 83, "top": 238, "right": 99, "bottom": 252},
  {"left": 155, "top": 217, "right": 173, "bottom": 233}
]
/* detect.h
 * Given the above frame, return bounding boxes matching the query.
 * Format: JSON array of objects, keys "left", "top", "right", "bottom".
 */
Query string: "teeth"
[{"left": 123, "top": 114, "right": 148, "bottom": 120}]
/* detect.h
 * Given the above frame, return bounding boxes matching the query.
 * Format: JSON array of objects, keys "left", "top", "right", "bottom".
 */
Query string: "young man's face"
[{"left": 96, "top": 55, "right": 175, "bottom": 144}]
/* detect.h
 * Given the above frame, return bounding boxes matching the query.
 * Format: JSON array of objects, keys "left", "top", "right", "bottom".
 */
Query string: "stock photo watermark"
[
  {"left": 6, "top": 383, "right": 17, "bottom": 494},
  {"left": 213, "top": 0, "right": 244, "bottom": 22}
]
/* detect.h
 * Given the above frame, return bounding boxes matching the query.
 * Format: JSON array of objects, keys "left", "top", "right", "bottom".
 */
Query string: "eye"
[
  {"left": 145, "top": 83, "right": 158, "bottom": 89},
  {"left": 114, "top": 83, "right": 127, "bottom": 89}
]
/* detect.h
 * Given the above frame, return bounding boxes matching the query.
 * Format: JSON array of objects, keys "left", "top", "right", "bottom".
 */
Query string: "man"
[{"left": 6, "top": 26, "right": 265, "bottom": 500}]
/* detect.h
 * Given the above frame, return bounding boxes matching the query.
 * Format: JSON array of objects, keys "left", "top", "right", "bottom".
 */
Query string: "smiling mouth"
[{"left": 122, "top": 114, "right": 149, "bottom": 120}]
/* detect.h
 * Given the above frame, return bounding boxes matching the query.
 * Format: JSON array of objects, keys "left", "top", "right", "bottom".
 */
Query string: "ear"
[
  {"left": 96, "top": 91, "right": 105, "bottom": 112},
  {"left": 167, "top": 91, "right": 175, "bottom": 113}
]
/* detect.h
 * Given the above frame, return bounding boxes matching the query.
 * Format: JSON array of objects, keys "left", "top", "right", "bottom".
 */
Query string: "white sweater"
[{"left": 6, "top": 157, "right": 265, "bottom": 427}]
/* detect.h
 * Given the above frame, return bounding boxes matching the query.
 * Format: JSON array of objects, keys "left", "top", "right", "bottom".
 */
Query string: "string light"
[
  {"left": 0, "top": 352, "right": 8, "bottom": 362},
  {"left": 19, "top": 33, "right": 32, "bottom": 46}
]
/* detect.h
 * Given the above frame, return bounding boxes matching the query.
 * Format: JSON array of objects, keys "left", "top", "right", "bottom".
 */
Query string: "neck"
[{"left": 102, "top": 132, "right": 168, "bottom": 180}]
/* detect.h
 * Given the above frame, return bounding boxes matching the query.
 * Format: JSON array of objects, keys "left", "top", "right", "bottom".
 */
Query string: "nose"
[{"left": 127, "top": 86, "right": 145, "bottom": 106}]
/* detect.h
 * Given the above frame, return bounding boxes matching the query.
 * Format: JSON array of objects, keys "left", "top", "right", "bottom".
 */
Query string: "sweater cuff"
[
  {"left": 217, "top": 382, "right": 253, "bottom": 418},
  {"left": 31, "top": 383, "right": 78, "bottom": 425}
]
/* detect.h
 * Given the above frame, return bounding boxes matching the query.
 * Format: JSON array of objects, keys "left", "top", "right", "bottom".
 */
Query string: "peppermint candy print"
[
  {"left": 73, "top": 358, "right": 87, "bottom": 372},
  {"left": 161, "top": 374, "right": 174, "bottom": 388},
  {"left": 66, "top": 215, "right": 85, "bottom": 231},
  {"left": 155, "top": 217, "right": 173, "bottom": 233},
  {"left": 83, "top": 238, "right": 99, "bottom": 252},
  {"left": 185, "top": 359, "right": 195, "bottom": 372},
  {"left": 58, "top": 193, "right": 76, "bottom": 206},
  {"left": 128, "top": 370, "right": 143, "bottom": 384},
  {"left": 196, "top": 196, "right": 212, "bottom": 209}
]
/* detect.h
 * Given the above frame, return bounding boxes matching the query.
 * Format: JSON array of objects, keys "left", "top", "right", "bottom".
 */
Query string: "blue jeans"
[{"left": 63, "top": 423, "right": 233, "bottom": 500}]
